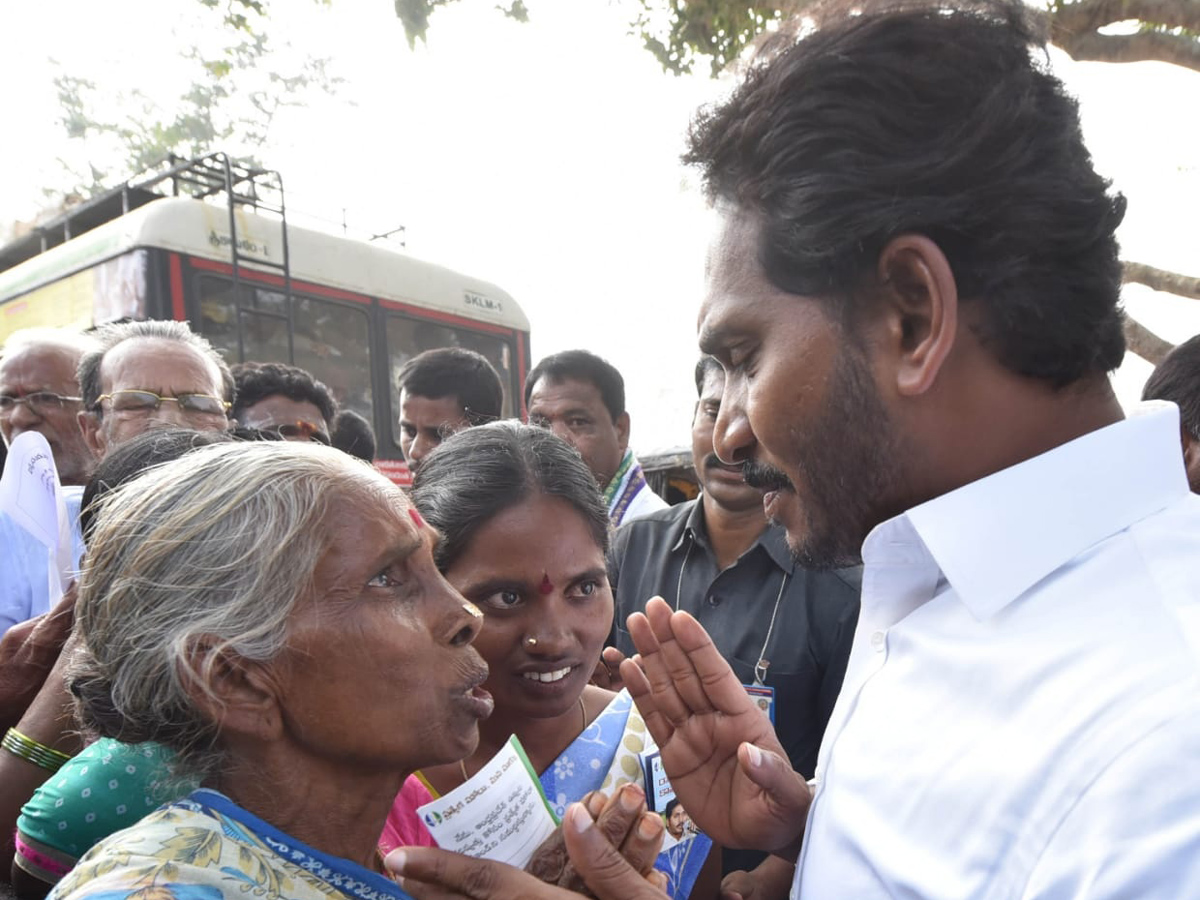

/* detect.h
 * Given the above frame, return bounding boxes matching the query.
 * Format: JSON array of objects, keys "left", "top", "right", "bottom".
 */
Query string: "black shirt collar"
[{"left": 675, "top": 495, "right": 796, "bottom": 575}]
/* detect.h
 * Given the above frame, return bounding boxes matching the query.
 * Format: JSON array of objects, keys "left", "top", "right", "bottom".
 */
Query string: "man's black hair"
[
  {"left": 524, "top": 350, "right": 625, "bottom": 422},
  {"left": 1143, "top": 335, "right": 1200, "bottom": 438},
  {"left": 685, "top": 0, "right": 1127, "bottom": 387},
  {"left": 231, "top": 362, "right": 337, "bottom": 426},
  {"left": 397, "top": 348, "right": 504, "bottom": 425},
  {"left": 331, "top": 409, "right": 377, "bottom": 463}
]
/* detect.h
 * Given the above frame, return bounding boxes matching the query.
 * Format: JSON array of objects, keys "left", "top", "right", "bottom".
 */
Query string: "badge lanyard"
[{"left": 674, "top": 536, "right": 789, "bottom": 686}]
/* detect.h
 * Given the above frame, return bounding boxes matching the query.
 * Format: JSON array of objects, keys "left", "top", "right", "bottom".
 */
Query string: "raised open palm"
[{"left": 620, "top": 597, "right": 811, "bottom": 855}]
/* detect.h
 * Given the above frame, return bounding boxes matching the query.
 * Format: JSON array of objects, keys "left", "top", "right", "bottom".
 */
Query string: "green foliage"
[
  {"left": 198, "top": 0, "right": 268, "bottom": 32},
  {"left": 50, "top": 0, "right": 341, "bottom": 201},
  {"left": 395, "top": 0, "right": 529, "bottom": 48},
  {"left": 634, "top": 2, "right": 785, "bottom": 77}
]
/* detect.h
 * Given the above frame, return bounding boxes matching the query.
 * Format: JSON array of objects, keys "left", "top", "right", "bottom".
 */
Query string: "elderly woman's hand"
[
  {"left": 0, "top": 585, "right": 77, "bottom": 731},
  {"left": 386, "top": 799, "right": 668, "bottom": 900},
  {"left": 525, "top": 784, "right": 663, "bottom": 894}
]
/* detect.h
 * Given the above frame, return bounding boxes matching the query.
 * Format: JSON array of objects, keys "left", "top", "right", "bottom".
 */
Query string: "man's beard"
[{"left": 744, "top": 348, "right": 904, "bottom": 570}]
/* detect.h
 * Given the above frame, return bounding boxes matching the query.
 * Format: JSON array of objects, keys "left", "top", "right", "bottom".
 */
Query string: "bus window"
[
  {"left": 195, "top": 275, "right": 289, "bottom": 364},
  {"left": 195, "top": 275, "right": 373, "bottom": 423},
  {"left": 384, "top": 313, "right": 517, "bottom": 450},
  {"left": 292, "top": 295, "right": 373, "bottom": 423}
]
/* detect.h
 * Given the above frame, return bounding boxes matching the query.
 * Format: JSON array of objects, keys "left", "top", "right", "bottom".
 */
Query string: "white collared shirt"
[{"left": 794, "top": 403, "right": 1200, "bottom": 900}]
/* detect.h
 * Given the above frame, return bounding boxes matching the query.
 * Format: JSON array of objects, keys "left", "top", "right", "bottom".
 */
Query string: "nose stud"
[{"left": 526, "top": 637, "right": 538, "bottom": 647}]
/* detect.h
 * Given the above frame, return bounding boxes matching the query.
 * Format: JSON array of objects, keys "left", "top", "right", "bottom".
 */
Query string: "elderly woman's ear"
[{"left": 179, "top": 638, "right": 284, "bottom": 743}]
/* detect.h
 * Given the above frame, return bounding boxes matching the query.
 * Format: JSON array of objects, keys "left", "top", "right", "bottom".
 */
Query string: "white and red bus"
[{"left": 0, "top": 160, "right": 530, "bottom": 485}]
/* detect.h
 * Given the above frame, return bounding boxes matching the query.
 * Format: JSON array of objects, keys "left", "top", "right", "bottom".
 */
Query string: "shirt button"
[
  {"left": 708, "top": 594, "right": 719, "bottom": 606},
  {"left": 870, "top": 630, "right": 886, "bottom": 652}
]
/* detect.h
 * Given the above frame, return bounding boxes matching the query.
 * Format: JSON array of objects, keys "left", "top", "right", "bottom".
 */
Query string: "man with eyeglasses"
[
  {"left": 0, "top": 328, "right": 97, "bottom": 634},
  {"left": 77, "top": 320, "right": 234, "bottom": 460},
  {"left": 0, "top": 329, "right": 98, "bottom": 486}
]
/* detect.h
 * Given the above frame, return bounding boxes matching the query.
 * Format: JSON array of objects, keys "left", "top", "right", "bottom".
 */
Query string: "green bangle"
[{"left": 1, "top": 728, "right": 71, "bottom": 773}]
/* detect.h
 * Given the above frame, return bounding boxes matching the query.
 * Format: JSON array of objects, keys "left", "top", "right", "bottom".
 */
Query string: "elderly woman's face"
[
  {"left": 272, "top": 483, "right": 493, "bottom": 774},
  {"left": 446, "top": 492, "right": 612, "bottom": 725}
]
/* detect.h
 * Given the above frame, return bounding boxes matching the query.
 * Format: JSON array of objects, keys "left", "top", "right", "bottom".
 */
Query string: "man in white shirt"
[
  {"left": 619, "top": 1, "right": 1200, "bottom": 898},
  {"left": 0, "top": 329, "right": 96, "bottom": 635}
]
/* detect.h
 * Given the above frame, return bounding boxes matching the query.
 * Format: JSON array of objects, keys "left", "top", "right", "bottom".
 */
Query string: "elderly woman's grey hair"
[{"left": 69, "top": 440, "right": 392, "bottom": 782}]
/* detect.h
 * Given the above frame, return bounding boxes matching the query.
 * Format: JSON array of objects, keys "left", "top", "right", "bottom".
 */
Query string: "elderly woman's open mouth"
[{"left": 460, "top": 667, "right": 496, "bottom": 719}]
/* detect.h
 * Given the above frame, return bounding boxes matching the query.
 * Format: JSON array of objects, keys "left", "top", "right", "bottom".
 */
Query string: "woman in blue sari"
[
  {"left": 386, "top": 423, "right": 718, "bottom": 900},
  {"left": 41, "top": 442, "right": 660, "bottom": 900}
]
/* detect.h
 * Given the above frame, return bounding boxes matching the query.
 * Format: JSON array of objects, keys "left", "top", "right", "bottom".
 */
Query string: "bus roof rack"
[{"left": 0, "top": 153, "right": 287, "bottom": 276}]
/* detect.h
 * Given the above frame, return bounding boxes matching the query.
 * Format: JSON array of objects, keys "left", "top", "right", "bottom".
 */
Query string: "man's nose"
[
  {"left": 713, "top": 381, "right": 756, "bottom": 465},
  {"left": 8, "top": 398, "right": 42, "bottom": 431},
  {"left": 149, "top": 401, "right": 192, "bottom": 428},
  {"left": 410, "top": 434, "right": 437, "bottom": 465}
]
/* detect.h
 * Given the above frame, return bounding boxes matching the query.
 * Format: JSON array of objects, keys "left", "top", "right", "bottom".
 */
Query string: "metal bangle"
[{"left": 1, "top": 728, "right": 71, "bottom": 773}]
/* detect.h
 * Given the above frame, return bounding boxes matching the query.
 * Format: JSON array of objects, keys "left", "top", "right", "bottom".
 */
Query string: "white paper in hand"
[
  {"left": 0, "top": 431, "right": 72, "bottom": 604},
  {"left": 417, "top": 735, "right": 559, "bottom": 870}
]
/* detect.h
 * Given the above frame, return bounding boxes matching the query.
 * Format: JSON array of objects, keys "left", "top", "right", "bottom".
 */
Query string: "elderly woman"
[
  {"left": 44, "top": 442, "right": 663, "bottom": 900},
  {"left": 384, "top": 423, "right": 717, "bottom": 899}
]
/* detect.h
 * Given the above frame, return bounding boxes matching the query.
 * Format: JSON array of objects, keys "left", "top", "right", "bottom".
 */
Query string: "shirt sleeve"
[
  {"left": 0, "top": 515, "right": 43, "bottom": 636},
  {"left": 1020, "top": 705, "right": 1200, "bottom": 899}
]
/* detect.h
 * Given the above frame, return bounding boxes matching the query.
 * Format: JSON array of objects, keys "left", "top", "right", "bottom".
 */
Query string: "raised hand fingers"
[
  {"left": 561, "top": 804, "right": 671, "bottom": 900},
  {"left": 618, "top": 809, "right": 665, "bottom": 876},
  {"left": 633, "top": 598, "right": 750, "bottom": 726},
  {"left": 553, "top": 784, "right": 661, "bottom": 892}
]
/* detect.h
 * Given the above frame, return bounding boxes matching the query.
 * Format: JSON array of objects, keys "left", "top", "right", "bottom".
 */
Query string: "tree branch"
[
  {"left": 1123, "top": 316, "right": 1176, "bottom": 365},
  {"left": 1053, "top": 28, "right": 1200, "bottom": 71},
  {"left": 1123, "top": 261, "right": 1200, "bottom": 299}
]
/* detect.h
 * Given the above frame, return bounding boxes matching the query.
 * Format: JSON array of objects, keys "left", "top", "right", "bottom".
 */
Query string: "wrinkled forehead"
[
  {"left": 0, "top": 343, "right": 81, "bottom": 384},
  {"left": 341, "top": 460, "right": 411, "bottom": 512},
  {"left": 102, "top": 337, "right": 222, "bottom": 393},
  {"left": 530, "top": 375, "right": 604, "bottom": 411}
]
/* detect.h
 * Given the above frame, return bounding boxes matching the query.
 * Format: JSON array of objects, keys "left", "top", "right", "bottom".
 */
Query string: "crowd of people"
[{"left": 1, "top": 1, "right": 1199, "bottom": 899}]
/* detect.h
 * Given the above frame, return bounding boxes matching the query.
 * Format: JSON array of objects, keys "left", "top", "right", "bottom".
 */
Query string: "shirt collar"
[
  {"left": 677, "top": 496, "right": 796, "bottom": 574},
  {"left": 870, "top": 402, "right": 1191, "bottom": 622}
]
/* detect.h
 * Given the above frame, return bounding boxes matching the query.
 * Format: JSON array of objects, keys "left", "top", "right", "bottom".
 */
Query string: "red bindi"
[
  {"left": 408, "top": 508, "right": 426, "bottom": 529},
  {"left": 539, "top": 574, "right": 554, "bottom": 595}
]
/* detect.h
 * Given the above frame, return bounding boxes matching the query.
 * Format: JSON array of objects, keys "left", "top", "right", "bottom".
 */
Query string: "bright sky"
[{"left": 2, "top": 0, "right": 1198, "bottom": 452}]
